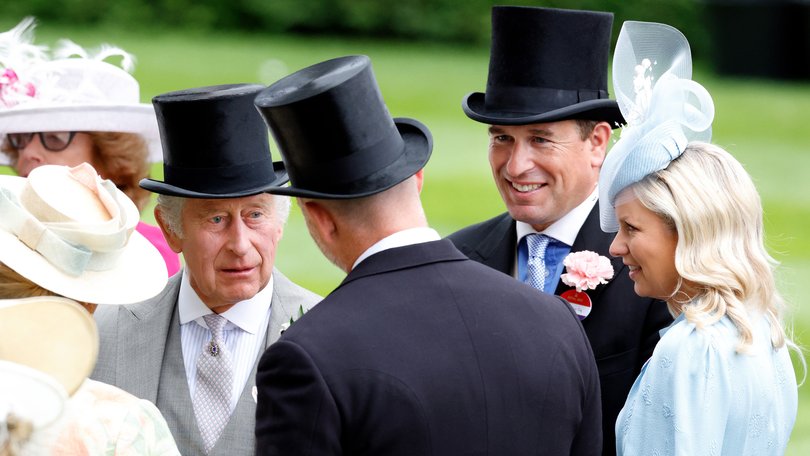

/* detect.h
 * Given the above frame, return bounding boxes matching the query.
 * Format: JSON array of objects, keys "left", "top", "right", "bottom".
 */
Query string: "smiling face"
[
  {"left": 488, "top": 120, "right": 608, "bottom": 231},
  {"left": 161, "top": 194, "right": 283, "bottom": 313},
  {"left": 609, "top": 194, "right": 680, "bottom": 305}
]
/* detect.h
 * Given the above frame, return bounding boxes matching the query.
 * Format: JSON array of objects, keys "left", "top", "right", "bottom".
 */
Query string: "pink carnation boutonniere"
[{"left": 559, "top": 251, "right": 614, "bottom": 320}]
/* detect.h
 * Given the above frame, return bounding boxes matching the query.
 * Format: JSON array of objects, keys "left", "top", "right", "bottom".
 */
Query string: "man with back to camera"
[
  {"left": 92, "top": 84, "right": 321, "bottom": 455},
  {"left": 447, "top": 6, "right": 674, "bottom": 454},
  {"left": 251, "top": 54, "right": 603, "bottom": 455}
]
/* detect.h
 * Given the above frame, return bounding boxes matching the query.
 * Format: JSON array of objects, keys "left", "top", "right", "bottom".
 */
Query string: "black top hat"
[
  {"left": 254, "top": 55, "right": 432, "bottom": 199},
  {"left": 140, "top": 84, "right": 288, "bottom": 198},
  {"left": 463, "top": 6, "right": 624, "bottom": 127}
]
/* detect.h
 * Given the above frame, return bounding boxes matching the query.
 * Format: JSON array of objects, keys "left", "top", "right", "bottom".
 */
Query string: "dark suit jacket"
[
  {"left": 448, "top": 208, "right": 673, "bottom": 456},
  {"left": 255, "top": 239, "right": 602, "bottom": 455}
]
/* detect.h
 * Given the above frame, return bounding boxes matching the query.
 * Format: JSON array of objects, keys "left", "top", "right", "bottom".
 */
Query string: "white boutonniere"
[
  {"left": 279, "top": 305, "right": 306, "bottom": 335},
  {"left": 559, "top": 250, "right": 615, "bottom": 320}
]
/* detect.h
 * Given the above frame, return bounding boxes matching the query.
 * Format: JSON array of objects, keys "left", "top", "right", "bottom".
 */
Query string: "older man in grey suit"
[{"left": 92, "top": 84, "right": 320, "bottom": 456}]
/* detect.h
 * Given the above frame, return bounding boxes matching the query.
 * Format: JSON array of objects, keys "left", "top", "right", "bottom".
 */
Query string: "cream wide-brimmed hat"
[
  {"left": 0, "top": 17, "right": 162, "bottom": 164},
  {"left": 0, "top": 296, "right": 97, "bottom": 396},
  {"left": 0, "top": 163, "right": 167, "bottom": 304}
]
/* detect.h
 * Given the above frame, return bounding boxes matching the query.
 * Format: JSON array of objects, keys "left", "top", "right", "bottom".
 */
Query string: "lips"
[{"left": 221, "top": 266, "right": 256, "bottom": 274}]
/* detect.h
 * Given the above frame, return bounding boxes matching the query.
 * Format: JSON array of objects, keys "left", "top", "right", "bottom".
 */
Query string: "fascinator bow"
[{"left": 599, "top": 21, "right": 715, "bottom": 232}]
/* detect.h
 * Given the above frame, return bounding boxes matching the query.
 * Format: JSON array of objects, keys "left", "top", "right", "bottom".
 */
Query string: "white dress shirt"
[
  {"left": 352, "top": 227, "right": 442, "bottom": 270},
  {"left": 178, "top": 271, "right": 273, "bottom": 413},
  {"left": 513, "top": 187, "right": 598, "bottom": 277}
]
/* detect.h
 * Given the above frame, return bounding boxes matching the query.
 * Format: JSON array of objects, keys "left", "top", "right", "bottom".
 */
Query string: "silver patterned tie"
[
  {"left": 526, "top": 234, "right": 551, "bottom": 292},
  {"left": 193, "top": 314, "right": 233, "bottom": 453}
]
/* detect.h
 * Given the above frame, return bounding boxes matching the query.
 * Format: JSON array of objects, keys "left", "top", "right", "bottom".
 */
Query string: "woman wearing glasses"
[{"left": 0, "top": 17, "right": 180, "bottom": 276}]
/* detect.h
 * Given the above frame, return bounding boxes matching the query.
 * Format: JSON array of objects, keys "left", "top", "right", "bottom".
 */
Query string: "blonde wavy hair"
[{"left": 629, "top": 142, "right": 788, "bottom": 353}]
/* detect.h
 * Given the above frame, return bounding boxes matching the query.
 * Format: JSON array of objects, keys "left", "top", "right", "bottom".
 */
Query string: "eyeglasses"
[{"left": 6, "top": 132, "right": 78, "bottom": 152}]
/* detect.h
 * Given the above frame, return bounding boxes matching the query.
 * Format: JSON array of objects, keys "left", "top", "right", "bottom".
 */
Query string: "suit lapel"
[
  {"left": 468, "top": 213, "right": 516, "bottom": 275},
  {"left": 115, "top": 274, "right": 181, "bottom": 403},
  {"left": 265, "top": 269, "right": 306, "bottom": 348}
]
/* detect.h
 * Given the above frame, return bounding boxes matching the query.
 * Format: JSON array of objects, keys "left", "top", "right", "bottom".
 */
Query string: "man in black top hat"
[
  {"left": 252, "top": 55, "right": 602, "bottom": 455},
  {"left": 446, "top": 6, "right": 673, "bottom": 455},
  {"left": 92, "top": 84, "right": 320, "bottom": 456}
]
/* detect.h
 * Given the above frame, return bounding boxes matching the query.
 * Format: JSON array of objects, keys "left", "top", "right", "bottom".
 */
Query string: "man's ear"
[
  {"left": 414, "top": 168, "right": 425, "bottom": 194},
  {"left": 589, "top": 121, "right": 613, "bottom": 168},
  {"left": 300, "top": 199, "right": 337, "bottom": 241},
  {"left": 154, "top": 206, "right": 183, "bottom": 254}
]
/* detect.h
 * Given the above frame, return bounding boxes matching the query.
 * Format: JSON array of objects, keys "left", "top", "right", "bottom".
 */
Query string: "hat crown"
[
  {"left": 12, "top": 59, "right": 140, "bottom": 109},
  {"left": 487, "top": 6, "right": 612, "bottom": 93},
  {"left": 462, "top": 6, "right": 623, "bottom": 126},
  {"left": 256, "top": 55, "right": 432, "bottom": 199},
  {"left": 0, "top": 163, "right": 168, "bottom": 305},
  {"left": 143, "top": 83, "right": 288, "bottom": 197},
  {"left": 0, "top": 164, "right": 140, "bottom": 277}
]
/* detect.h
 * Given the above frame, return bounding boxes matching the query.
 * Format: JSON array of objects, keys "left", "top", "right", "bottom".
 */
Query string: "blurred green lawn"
[{"left": 3, "top": 22, "right": 810, "bottom": 453}]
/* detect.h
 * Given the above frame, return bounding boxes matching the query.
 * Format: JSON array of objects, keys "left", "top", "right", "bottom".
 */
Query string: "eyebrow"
[{"left": 487, "top": 126, "right": 556, "bottom": 137}]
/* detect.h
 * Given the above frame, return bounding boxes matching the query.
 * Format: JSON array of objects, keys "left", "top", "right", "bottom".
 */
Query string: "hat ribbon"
[
  {"left": 0, "top": 186, "right": 130, "bottom": 277},
  {"left": 485, "top": 85, "right": 610, "bottom": 114}
]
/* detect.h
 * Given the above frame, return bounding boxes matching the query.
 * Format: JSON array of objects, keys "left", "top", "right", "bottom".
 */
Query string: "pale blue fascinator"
[{"left": 599, "top": 21, "right": 715, "bottom": 232}]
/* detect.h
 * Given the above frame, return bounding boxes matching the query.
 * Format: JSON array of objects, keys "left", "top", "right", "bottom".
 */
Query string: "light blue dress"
[{"left": 616, "top": 312, "right": 797, "bottom": 455}]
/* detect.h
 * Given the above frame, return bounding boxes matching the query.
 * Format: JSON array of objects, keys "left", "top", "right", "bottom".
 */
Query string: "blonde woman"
[{"left": 599, "top": 22, "right": 800, "bottom": 454}]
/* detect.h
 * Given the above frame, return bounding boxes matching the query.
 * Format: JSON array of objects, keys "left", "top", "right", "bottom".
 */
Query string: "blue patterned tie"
[{"left": 526, "top": 234, "right": 551, "bottom": 292}]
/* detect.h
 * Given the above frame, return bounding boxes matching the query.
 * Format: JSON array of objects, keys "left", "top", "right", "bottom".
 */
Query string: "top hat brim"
[
  {"left": 462, "top": 92, "right": 625, "bottom": 128},
  {"left": 266, "top": 118, "right": 432, "bottom": 200},
  {"left": 140, "top": 161, "right": 289, "bottom": 198}
]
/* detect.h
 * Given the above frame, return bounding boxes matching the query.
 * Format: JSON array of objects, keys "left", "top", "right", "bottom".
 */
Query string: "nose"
[
  {"left": 608, "top": 232, "right": 627, "bottom": 258},
  {"left": 226, "top": 218, "right": 252, "bottom": 256},
  {"left": 504, "top": 140, "right": 535, "bottom": 178},
  {"left": 14, "top": 140, "right": 47, "bottom": 177}
]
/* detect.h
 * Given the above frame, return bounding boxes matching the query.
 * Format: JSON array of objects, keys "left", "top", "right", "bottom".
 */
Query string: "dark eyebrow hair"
[{"left": 487, "top": 125, "right": 557, "bottom": 137}]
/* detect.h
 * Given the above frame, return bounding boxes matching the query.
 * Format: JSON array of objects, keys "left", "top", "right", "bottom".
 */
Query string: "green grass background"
[{"left": 3, "top": 22, "right": 810, "bottom": 453}]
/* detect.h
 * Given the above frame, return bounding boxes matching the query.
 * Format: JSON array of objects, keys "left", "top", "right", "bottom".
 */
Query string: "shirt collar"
[
  {"left": 516, "top": 187, "right": 598, "bottom": 246},
  {"left": 178, "top": 269, "right": 274, "bottom": 335},
  {"left": 352, "top": 227, "right": 441, "bottom": 270}
]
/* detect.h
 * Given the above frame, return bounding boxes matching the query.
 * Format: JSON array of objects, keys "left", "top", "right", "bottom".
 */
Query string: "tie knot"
[
  {"left": 203, "top": 314, "right": 228, "bottom": 340},
  {"left": 527, "top": 233, "right": 551, "bottom": 259}
]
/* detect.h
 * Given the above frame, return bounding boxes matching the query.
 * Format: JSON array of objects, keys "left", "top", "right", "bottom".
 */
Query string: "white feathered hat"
[{"left": 0, "top": 17, "right": 162, "bottom": 164}]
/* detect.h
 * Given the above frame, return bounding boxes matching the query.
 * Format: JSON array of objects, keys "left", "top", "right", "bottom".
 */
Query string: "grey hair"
[{"left": 156, "top": 193, "right": 290, "bottom": 239}]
